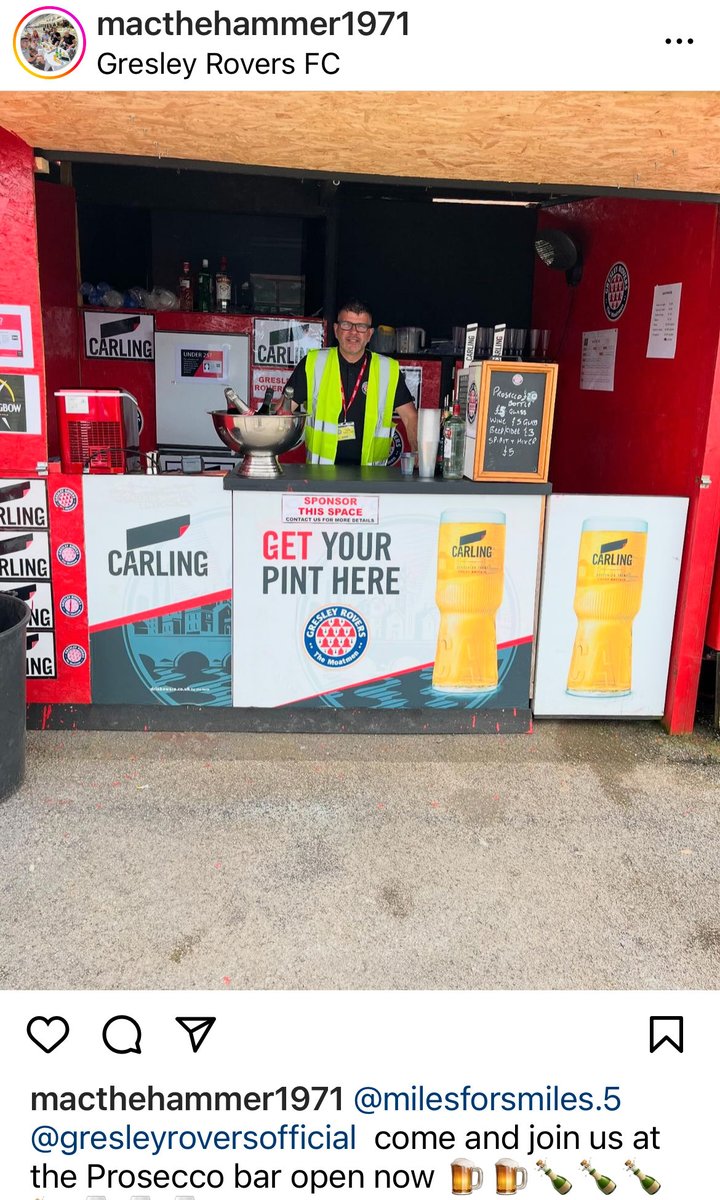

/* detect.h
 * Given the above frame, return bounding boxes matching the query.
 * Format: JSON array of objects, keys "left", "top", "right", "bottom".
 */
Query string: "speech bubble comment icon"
[
  {"left": 26, "top": 1015, "right": 69, "bottom": 1054},
  {"left": 102, "top": 1015, "right": 142, "bottom": 1054}
]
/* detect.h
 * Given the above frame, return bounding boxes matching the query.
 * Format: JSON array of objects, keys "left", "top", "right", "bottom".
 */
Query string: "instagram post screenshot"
[{"left": 0, "top": 2, "right": 719, "bottom": 1198}]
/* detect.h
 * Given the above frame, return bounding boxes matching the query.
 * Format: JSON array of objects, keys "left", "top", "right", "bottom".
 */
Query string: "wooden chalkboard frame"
[{"left": 470, "top": 361, "right": 558, "bottom": 482}]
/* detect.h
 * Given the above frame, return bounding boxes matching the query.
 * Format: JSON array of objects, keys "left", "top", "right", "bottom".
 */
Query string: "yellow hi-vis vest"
[{"left": 303, "top": 348, "right": 399, "bottom": 466}]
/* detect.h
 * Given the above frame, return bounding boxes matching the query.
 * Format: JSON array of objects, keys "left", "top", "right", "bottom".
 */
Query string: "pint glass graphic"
[
  {"left": 566, "top": 517, "right": 648, "bottom": 697},
  {"left": 432, "top": 508, "right": 506, "bottom": 692},
  {"left": 495, "top": 1159, "right": 528, "bottom": 1194},
  {"left": 452, "top": 1158, "right": 484, "bottom": 1194}
]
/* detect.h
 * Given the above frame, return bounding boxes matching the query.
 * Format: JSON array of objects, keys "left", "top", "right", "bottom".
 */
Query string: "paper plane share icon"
[{"left": 175, "top": 1016, "right": 216, "bottom": 1052}]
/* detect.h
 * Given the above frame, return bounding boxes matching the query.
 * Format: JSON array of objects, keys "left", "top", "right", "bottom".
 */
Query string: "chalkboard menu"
[{"left": 464, "top": 361, "right": 558, "bottom": 482}]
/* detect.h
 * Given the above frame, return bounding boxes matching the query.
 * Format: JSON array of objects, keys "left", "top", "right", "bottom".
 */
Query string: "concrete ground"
[{"left": 1, "top": 715, "right": 718, "bottom": 991}]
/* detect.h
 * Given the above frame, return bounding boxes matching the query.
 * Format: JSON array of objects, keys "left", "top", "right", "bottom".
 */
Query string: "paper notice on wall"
[
  {"left": 0, "top": 305, "right": 33, "bottom": 368},
  {"left": 580, "top": 329, "right": 618, "bottom": 391},
  {"left": 175, "top": 344, "right": 229, "bottom": 383},
  {"left": 646, "top": 282, "right": 682, "bottom": 359},
  {"left": 0, "top": 373, "right": 42, "bottom": 434}
]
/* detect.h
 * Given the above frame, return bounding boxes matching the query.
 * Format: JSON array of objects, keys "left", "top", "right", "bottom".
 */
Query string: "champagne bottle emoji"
[
  {"left": 537, "top": 1160, "right": 572, "bottom": 1193},
  {"left": 580, "top": 1161, "right": 616, "bottom": 1194},
  {"left": 625, "top": 1161, "right": 660, "bottom": 1193}
]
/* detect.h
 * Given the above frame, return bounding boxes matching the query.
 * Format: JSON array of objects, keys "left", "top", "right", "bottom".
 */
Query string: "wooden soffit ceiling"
[{"left": 1, "top": 91, "right": 719, "bottom": 195}]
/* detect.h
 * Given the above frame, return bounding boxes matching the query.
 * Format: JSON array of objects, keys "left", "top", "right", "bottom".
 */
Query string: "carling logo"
[
  {"left": 599, "top": 538, "right": 628, "bottom": 554},
  {"left": 109, "top": 514, "right": 208, "bottom": 577},
  {"left": 452, "top": 530, "right": 493, "bottom": 559}
]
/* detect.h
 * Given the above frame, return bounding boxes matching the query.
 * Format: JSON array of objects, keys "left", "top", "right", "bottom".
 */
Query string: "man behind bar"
[{"left": 285, "top": 299, "right": 419, "bottom": 467}]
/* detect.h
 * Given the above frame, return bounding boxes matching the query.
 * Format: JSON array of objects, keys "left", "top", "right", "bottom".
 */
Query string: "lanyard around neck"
[{"left": 340, "top": 354, "right": 369, "bottom": 421}]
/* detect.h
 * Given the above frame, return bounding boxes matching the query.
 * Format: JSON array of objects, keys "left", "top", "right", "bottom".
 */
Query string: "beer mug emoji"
[
  {"left": 496, "top": 1158, "right": 528, "bottom": 1195},
  {"left": 432, "top": 508, "right": 506, "bottom": 692},
  {"left": 566, "top": 517, "right": 648, "bottom": 697},
  {"left": 452, "top": 1158, "right": 484, "bottom": 1194}
]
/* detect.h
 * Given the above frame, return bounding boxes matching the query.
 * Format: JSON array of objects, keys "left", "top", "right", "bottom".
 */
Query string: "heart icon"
[{"left": 27, "top": 1016, "right": 70, "bottom": 1054}]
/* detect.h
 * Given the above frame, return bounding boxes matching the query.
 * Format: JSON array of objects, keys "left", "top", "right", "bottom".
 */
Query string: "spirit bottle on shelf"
[
  {"left": 178, "top": 260, "right": 193, "bottom": 311},
  {"left": 436, "top": 392, "right": 451, "bottom": 473},
  {"left": 625, "top": 1161, "right": 660, "bottom": 1193},
  {"left": 580, "top": 1162, "right": 616, "bottom": 1194},
  {"left": 537, "top": 1160, "right": 572, "bottom": 1193},
  {"left": 215, "top": 256, "right": 232, "bottom": 312},
  {"left": 442, "top": 401, "right": 465, "bottom": 480},
  {"left": 197, "top": 258, "right": 213, "bottom": 312}
]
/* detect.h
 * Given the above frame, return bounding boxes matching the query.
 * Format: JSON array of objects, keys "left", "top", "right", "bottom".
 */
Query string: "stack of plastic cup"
[{"left": 417, "top": 407, "right": 441, "bottom": 479}]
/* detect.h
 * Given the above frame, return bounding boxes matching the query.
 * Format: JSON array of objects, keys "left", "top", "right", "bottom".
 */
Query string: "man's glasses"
[{"left": 337, "top": 321, "right": 372, "bottom": 333}]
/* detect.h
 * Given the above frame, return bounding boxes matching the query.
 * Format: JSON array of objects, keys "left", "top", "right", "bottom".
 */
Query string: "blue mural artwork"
[
  {"left": 289, "top": 642, "right": 529, "bottom": 710},
  {"left": 90, "top": 600, "right": 232, "bottom": 706}
]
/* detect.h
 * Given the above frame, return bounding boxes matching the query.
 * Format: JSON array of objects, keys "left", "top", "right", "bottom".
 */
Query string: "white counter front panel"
[
  {"left": 84, "top": 476, "right": 232, "bottom": 706},
  {"left": 232, "top": 489, "right": 544, "bottom": 710}
]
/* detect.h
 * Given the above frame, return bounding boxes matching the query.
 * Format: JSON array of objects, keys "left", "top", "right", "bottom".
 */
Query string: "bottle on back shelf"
[
  {"left": 436, "top": 392, "right": 452, "bottom": 473},
  {"left": 624, "top": 1162, "right": 660, "bottom": 1194},
  {"left": 215, "top": 256, "right": 232, "bottom": 313},
  {"left": 580, "top": 1162, "right": 616, "bottom": 1194},
  {"left": 197, "top": 259, "right": 213, "bottom": 312},
  {"left": 178, "top": 260, "right": 194, "bottom": 311},
  {"left": 442, "top": 400, "right": 466, "bottom": 480},
  {"left": 537, "top": 1161, "right": 572, "bottom": 1194}
]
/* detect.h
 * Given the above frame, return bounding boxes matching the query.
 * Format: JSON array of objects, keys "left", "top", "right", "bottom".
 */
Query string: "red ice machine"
[{"left": 55, "top": 389, "right": 141, "bottom": 474}]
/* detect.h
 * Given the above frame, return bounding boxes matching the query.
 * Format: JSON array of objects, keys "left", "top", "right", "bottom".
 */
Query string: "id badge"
[{"left": 338, "top": 422, "right": 356, "bottom": 441}]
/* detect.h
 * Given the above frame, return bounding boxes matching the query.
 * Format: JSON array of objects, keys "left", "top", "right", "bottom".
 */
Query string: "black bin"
[{"left": 0, "top": 594, "right": 31, "bottom": 802}]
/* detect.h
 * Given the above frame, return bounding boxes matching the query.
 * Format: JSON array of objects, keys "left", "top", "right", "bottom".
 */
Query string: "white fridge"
[{"left": 155, "top": 329, "right": 251, "bottom": 449}]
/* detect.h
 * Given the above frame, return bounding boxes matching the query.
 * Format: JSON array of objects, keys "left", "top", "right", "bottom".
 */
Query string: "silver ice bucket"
[{"left": 210, "top": 410, "right": 306, "bottom": 478}]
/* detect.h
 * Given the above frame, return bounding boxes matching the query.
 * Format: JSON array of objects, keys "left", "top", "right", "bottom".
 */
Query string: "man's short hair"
[{"left": 337, "top": 299, "right": 373, "bottom": 324}]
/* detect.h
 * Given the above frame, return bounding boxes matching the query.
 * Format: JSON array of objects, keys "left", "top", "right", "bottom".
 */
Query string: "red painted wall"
[
  {"left": 707, "top": 539, "right": 720, "bottom": 650},
  {"left": 35, "top": 180, "right": 81, "bottom": 460},
  {"left": 0, "top": 128, "right": 48, "bottom": 474},
  {"left": 533, "top": 198, "right": 720, "bottom": 731},
  {"left": 534, "top": 198, "right": 720, "bottom": 496}
]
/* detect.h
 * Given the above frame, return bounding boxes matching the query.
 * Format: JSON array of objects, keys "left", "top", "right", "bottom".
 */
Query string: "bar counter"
[
  {"left": 226, "top": 464, "right": 549, "bottom": 731},
  {"left": 223, "top": 463, "right": 552, "bottom": 496},
  {"left": 21, "top": 468, "right": 550, "bottom": 732}
]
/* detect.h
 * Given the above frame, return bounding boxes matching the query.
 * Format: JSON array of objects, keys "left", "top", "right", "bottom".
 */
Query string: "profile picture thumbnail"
[{"left": 14, "top": 7, "right": 86, "bottom": 78}]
